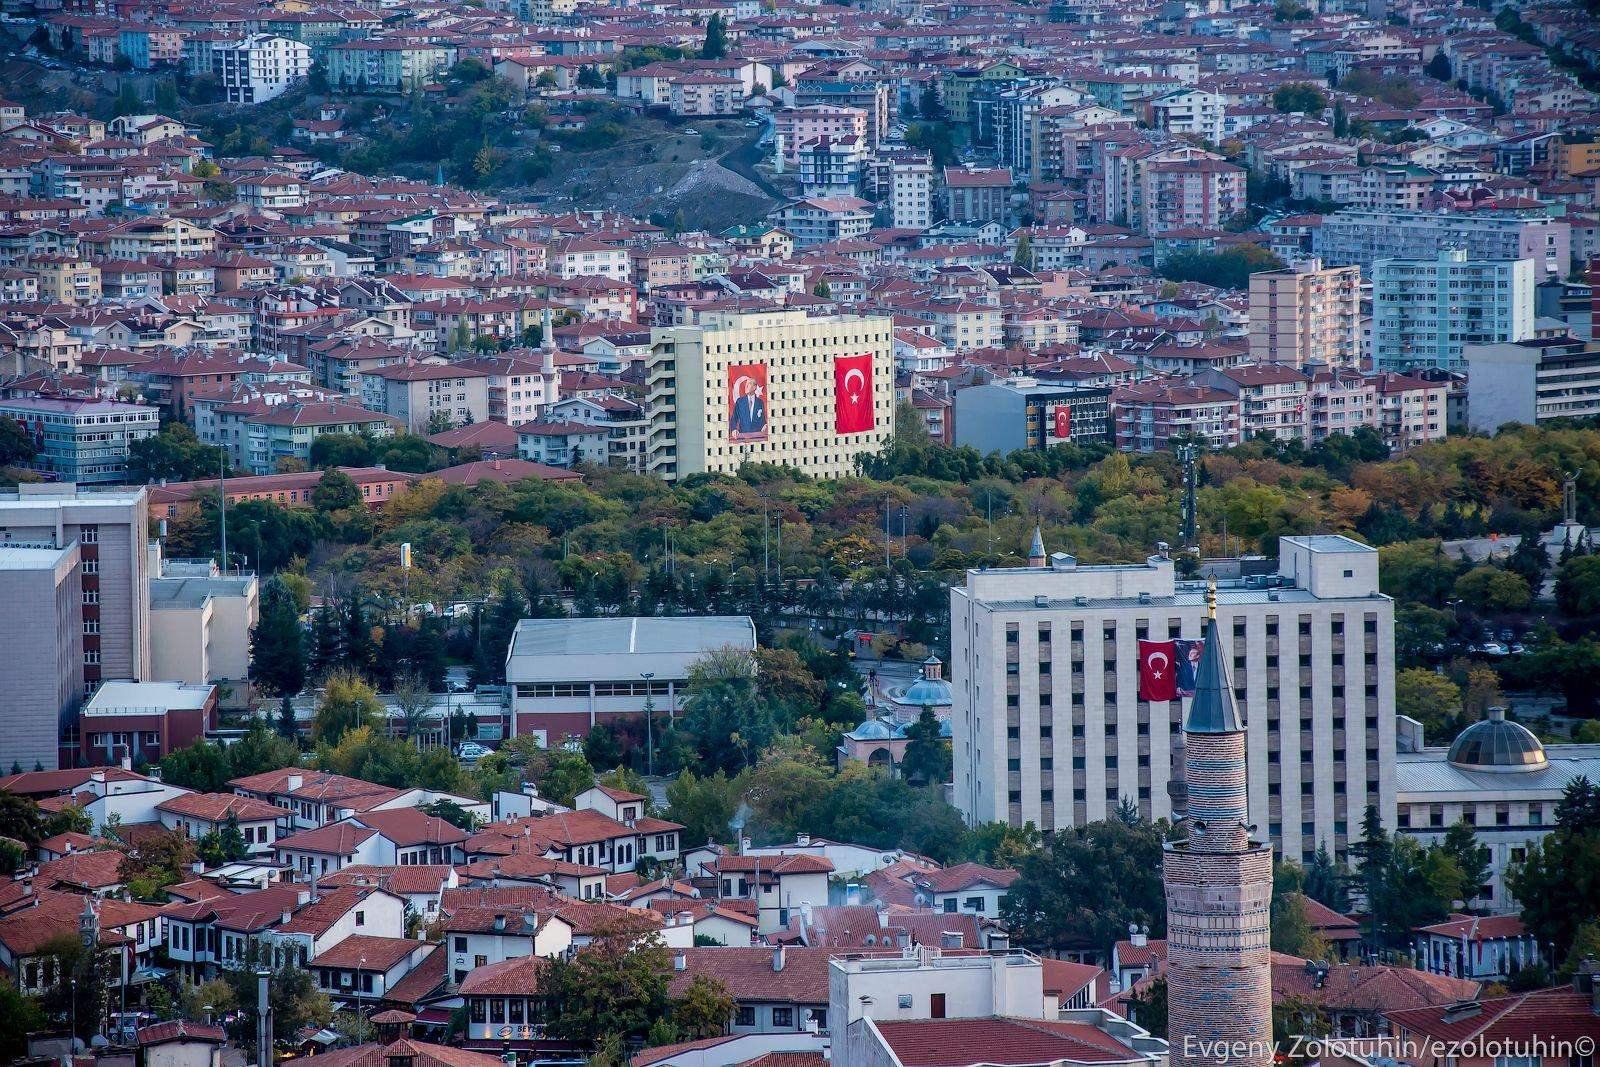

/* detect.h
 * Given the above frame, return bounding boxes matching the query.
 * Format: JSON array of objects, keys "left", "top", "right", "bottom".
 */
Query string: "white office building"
[
  {"left": 951, "top": 534, "right": 1396, "bottom": 865},
  {"left": 889, "top": 155, "right": 935, "bottom": 231},
  {"left": 1371, "top": 250, "right": 1534, "bottom": 373},
  {"left": 1465, "top": 335, "right": 1600, "bottom": 431}
]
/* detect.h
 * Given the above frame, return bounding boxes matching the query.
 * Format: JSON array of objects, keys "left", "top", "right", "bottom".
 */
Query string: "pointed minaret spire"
[
  {"left": 1185, "top": 581, "right": 1243, "bottom": 737},
  {"left": 1027, "top": 526, "right": 1046, "bottom": 568}
]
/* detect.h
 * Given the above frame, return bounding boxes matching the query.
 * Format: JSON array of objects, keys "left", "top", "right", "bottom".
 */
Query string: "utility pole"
[
  {"left": 1179, "top": 442, "right": 1198, "bottom": 551},
  {"left": 218, "top": 451, "right": 228, "bottom": 575},
  {"left": 762, "top": 502, "right": 770, "bottom": 585},
  {"left": 641, "top": 671, "right": 656, "bottom": 777},
  {"left": 256, "top": 969, "right": 273, "bottom": 1067}
]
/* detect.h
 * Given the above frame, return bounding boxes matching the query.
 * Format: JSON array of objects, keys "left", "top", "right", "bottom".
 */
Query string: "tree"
[
  {"left": 1001, "top": 815, "right": 1167, "bottom": 957},
  {"left": 1158, "top": 245, "right": 1284, "bottom": 290},
  {"left": 392, "top": 671, "right": 436, "bottom": 743},
  {"left": 1273, "top": 83, "right": 1328, "bottom": 113},
  {"left": 584, "top": 724, "right": 623, "bottom": 770},
  {"left": 680, "top": 647, "right": 775, "bottom": 774},
  {"left": 1126, "top": 976, "right": 1167, "bottom": 1038},
  {"left": 1453, "top": 565, "right": 1532, "bottom": 612},
  {"left": 1396, "top": 604, "right": 1452, "bottom": 665},
  {"left": 671, "top": 975, "right": 733, "bottom": 1039},
  {"left": 1425, "top": 51, "right": 1452, "bottom": 80},
  {"left": 226, "top": 960, "right": 332, "bottom": 1059},
  {"left": 665, "top": 770, "right": 740, "bottom": 848},
  {"left": 229, "top": 718, "right": 300, "bottom": 780},
  {"left": 312, "top": 469, "right": 363, "bottom": 512},
  {"left": 544, "top": 915, "right": 671, "bottom": 1044},
  {"left": 159, "top": 739, "right": 232, "bottom": 792},
  {"left": 1395, "top": 668, "right": 1462, "bottom": 740},
  {"left": 899, "top": 708, "right": 950, "bottom": 785},
  {"left": 251, "top": 575, "right": 307, "bottom": 697},
  {"left": 919, "top": 83, "right": 941, "bottom": 120},
  {"left": 128, "top": 424, "right": 228, "bottom": 483},
  {"left": 0, "top": 982, "right": 45, "bottom": 1060},
  {"left": 0, "top": 790, "right": 47, "bottom": 845},
  {"left": 0, "top": 416, "right": 37, "bottom": 468},
  {"left": 317, "top": 727, "right": 421, "bottom": 788},
  {"left": 1379, "top": 540, "right": 1461, "bottom": 606},
  {"left": 1439, "top": 821, "right": 1490, "bottom": 904},
  {"left": 1013, "top": 232, "right": 1033, "bottom": 269},
  {"left": 1507, "top": 826, "right": 1600, "bottom": 961},
  {"left": 1303, "top": 844, "right": 1350, "bottom": 911},
  {"left": 1556, "top": 555, "right": 1600, "bottom": 616},
  {"left": 123, "top": 828, "right": 198, "bottom": 899},
  {"left": 278, "top": 695, "right": 300, "bottom": 741},
  {"left": 313, "top": 671, "right": 384, "bottom": 745},
  {"left": 701, "top": 13, "right": 727, "bottom": 59},
  {"left": 422, "top": 798, "right": 480, "bottom": 830},
  {"left": 1504, "top": 531, "right": 1549, "bottom": 589}
]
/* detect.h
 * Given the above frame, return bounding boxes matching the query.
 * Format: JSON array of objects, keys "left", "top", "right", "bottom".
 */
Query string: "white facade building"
[
  {"left": 951, "top": 534, "right": 1397, "bottom": 865},
  {"left": 213, "top": 35, "right": 312, "bottom": 105}
]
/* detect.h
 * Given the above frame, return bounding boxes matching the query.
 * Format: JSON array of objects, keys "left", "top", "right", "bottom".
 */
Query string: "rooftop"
[{"left": 506, "top": 615, "right": 756, "bottom": 684}]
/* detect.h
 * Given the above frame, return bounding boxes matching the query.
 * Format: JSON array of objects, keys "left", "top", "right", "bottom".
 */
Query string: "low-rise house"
[
  {"left": 156, "top": 792, "right": 283, "bottom": 855},
  {"left": 702, "top": 853, "right": 834, "bottom": 934},
  {"left": 310, "top": 935, "right": 437, "bottom": 1007},
  {"left": 669, "top": 945, "right": 832, "bottom": 1035}
]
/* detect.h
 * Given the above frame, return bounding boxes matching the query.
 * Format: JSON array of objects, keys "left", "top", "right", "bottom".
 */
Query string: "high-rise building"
[
  {"left": 950, "top": 534, "right": 1396, "bottom": 865},
  {"left": 645, "top": 309, "right": 894, "bottom": 481},
  {"left": 1248, "top": 258, "right": 1362, "bottom": 368},
  {"left": 1371, "top": 250, "right": 1534, "bottom": 372},
  {"left": 0, "top": 543, "right": 82, "bottom": 772},
  {"left": 0, "top": 484, "right": 151, "bottom": 769},
  {"left": 1163, "top": 593, "right": 1274, "bottom": 1067},
  {"left": 1315, "top": 208, "right": 1569, "bottom": 280},
  {"left": 889, "top": 155, "right": 934, "bottom": 231}
]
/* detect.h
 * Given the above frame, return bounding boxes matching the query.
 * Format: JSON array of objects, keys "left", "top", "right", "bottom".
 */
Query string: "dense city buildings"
[
  {"left": 952, "top": 535, "right": 1395, "bottom": 865},
  {"left": 1247, "top": 260, "right": 1362, "bottom": 370},
  {"left": 1371, "top": 250, "right": 1535, "bottom": 373}
]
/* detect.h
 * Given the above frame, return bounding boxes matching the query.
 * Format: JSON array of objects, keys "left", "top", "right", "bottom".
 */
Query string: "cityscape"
[{"left": 0, "top": 0, "right": 1596, "bottom": 1060}]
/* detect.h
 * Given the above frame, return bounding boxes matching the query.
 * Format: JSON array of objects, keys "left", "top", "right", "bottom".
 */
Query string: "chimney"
[
  {"left": 800, "top": 901, "right": 813, "bottom": 927},
  {"left": 796, "top": 833, "right": 811, "bottom": 847},
  {"left": 297, "top": 890, "right": 310, "bottom": 906},
  {"left": 673, "top": 952, "right": 687, "bottom": 971},
  {"left": 1131, "top": 926, "right": 1148, "bottom": 948},
  {"left": 281, "top": 910, "right": 292, "bottom": 926},
  {"left": 494, "top": 913, "right": 506, "bottom": 932},
  {"left": 940, "top": 931, "right": 963, "bottom": 950},
  {"left": 772, "top": 944, "right": 786, "bottom": 971}
]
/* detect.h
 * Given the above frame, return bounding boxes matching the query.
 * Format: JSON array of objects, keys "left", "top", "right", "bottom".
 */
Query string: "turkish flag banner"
[
  {"left": 1053, "top": 405, "right": 1071, "bottom": 441},
  {"left": 834, "top": 353, "right": 875, "bottom": 435},
  {"left": 1138, "top": 639, "right": 1179, "bottom": 702}
]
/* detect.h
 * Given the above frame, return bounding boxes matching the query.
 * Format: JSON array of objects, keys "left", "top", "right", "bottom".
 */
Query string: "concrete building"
[
  {"left": 0, "top": 484, "right": 151, "bottom": 768},
  {"left": 1141, "top": 157, "right": 1245, "bottom": 235},
  {"left": 944, "top": 167, "right": 1012, "bottom": 225},
  {"left": 0, "top": 543, "right": 82, "bottom": 773},
  {"left": 76, "top": 680, "right": 217, "bottom": 767},
  {"left": 1396, "top": 709, "right": 1600, "bottom": 913},
  {"left": 212, "top": 34, "right": 312, "bottom": 104},
  {"left": 889, "top": 155, "right": 935, "bottom": 231},
  {"left": 1110, "top": 382, "right": 1242, "bottom": 452},
  {"left": 1248, "top": 259, "right": 1362, "bottom": 368},
  {"left": 1465, "top": 335, "right": 1600, "bottom": 431},
  {"left": 0, "top": 397, "right": 159, "bottom": 485},
  {"left": 504, "top": 615, "right": 756, "bottom": 745},
  {"left": 359, "top": 362, "right": 490, "bottom": 434},
  {"left": 148, "top": 556, "right": 259, "bottom": 692},
  {"left": 1162, "top": 595, "right": 1274, "bottom": 1067},
  {"left": 951, "top": 535, "right": 1396, "bottom": 865},
  {"left": 645, "top": 309, "right": 894, "bottom": 481},
  {"left": 952, "top": 377, "right": 1111, "bottom": 455},
  {"left": 1315, "top": 208, "right": 1569, "bottom": 280},
  {"left": 1192, "top": 363, "right": 1312, "bottom": 443},
  {"left": 1371, "top": 250, "right": 1534, "bottom": 373}
]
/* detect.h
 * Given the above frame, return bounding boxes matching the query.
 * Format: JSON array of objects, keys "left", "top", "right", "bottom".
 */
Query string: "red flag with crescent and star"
[
  {"left": 834, "top": 353, "right": 875, "bottom": 435},
  {"left": 1138, "top": 639, "right": 1179, "bottom": 702}
]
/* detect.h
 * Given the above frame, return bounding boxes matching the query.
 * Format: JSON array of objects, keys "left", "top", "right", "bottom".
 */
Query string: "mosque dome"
[
  {"left": 901, "top": 655, "right": 953, "bottom": 709},
  {"left": 1447, "top": 707, "right": 1547, "bottom": 772}
]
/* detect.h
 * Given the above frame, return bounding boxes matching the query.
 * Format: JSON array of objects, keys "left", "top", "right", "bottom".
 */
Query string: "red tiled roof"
[
  {"left": 310, "top": 934, "right": 428, "bottom": 972},
  {"left": 666, "top": 947, "right": 832, "bottom": 1004},
  {"left": 136, "top": 1021, "right": 226, "bottom": 1047},
  {"left": 156, "top": 792, "right": 284, "bottom": 823},
  {"left": 276, "top": 823, "right": 379, "bottom": 856},
  {"left": 355, "top": 808, "right": 467, "bottom": 848},
  {"left": 915, "top": 862, "right": 1018, "bottom": 894},
  {"left": 282, "top": 1038, "right": 503, "bottom": 1067},
  {"left": 459, "top": 953, "right": 545, "bottom": 996},
  {"left": 1387, "top": 987, "right": 1600, "bottom": 1048},
  {"left": 875, "top": 1018, "right": 1140, "bottom": 1066}
]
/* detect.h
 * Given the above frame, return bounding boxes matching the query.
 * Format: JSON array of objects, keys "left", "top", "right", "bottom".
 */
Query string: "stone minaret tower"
[{"left": 1162, "top": 582, "right": 1274, "bottom": 1066}]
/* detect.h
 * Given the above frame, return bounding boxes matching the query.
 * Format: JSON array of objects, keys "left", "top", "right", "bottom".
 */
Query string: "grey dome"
[
  {"left": 902, "top": 675, "right": 952, "bottom": 708},
  {"left": 1447, "top": 707, "right": 1547, "bottom": 772},
  {"left": 850, "top": 719, "right": 895, "bottom": 741}
]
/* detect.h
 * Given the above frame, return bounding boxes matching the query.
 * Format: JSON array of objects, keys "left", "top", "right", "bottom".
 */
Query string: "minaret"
[
  {"left": 1162, "top": 581, "right": 1274, "bottom": 1067},
  {"left": 1027, "top": 526, "right": 1046, "bottom": 568},
  {"left": 539, "top": 307, "right": 558, "bottom": 414}
]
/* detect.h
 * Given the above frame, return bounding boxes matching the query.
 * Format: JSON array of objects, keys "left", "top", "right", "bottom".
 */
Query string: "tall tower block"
[{"left": 1163, "top": 585, "right": 1274, "bottom": 1066}]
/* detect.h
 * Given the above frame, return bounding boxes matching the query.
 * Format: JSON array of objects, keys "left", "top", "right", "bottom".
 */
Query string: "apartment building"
[
  {"left": 773, "top": 106, "right": 869, "bottom": 165},
  {"left": 1110, "top": 381, "right": 1242, "bottom": 452},
  {"left": 7, "top": 397, "right": 155, "bottom": 488},
  {"left": 1315, "top": 208, "right": 1569, "bottom": 280},
  {"left": 1370, "top": 250, "right": 1534, "bottom": 372},
  {"left": 770, "top": 197, "right": 875, "bottom": 248},
  {"left": 1465, "top": 335, "right": 1600, "bottom": 431},
  {"left": 0, "top": 542, "right": 81, "bottom": 772},
  {"left": 889, "top": 155, "right": 935, "bottom": 231},
  {"left": 1373, "top": 372, "right": 1449, "bottom": 450},
  {"left": 645, "top": 309, "right": 894, "bottom": 481},
  {"left": 1140, "top": 156, "right": 1245, "bottom": 235},
  {"left": 950, "top": 535, "right": 1396, "bottom": 865},
  {"left": 359, "top": 362, "right": 490, "bottom": 434},
  {"left": 944, "top": 167, "right": 1012, "bottom": 225},
  {"left": 213, "top": 34, "right": 312, "bottom": 105},
  {"left": 0, "top": 484, "right": 152, "bottom": 769},
  {"left": 1248, "top": 258, "right": 1361, "bottom": 368},
  {"left": 1192, "top": 363, "right": 1311, "bottom": 442}
]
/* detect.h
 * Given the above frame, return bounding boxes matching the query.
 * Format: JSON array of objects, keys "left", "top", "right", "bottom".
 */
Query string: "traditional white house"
[{"left": 155, "top": 792, "right": 283, "bottom": 856}]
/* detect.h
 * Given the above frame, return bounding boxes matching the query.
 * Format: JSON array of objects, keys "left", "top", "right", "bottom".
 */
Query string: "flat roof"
[
  {"left": 82, "top": 680, "right": 215, "bottom": 716},
  {"left": 149, "top": 575, "right": 256, "bottom": 610},
  {"left": 506, "top": 616, "right": 756, "bottom": 684},
  {"left": 0, "top": 544, "right": 74, "bottom": 570},
  {"left": 1396, "top": 747, "right": 1600, "bottom": 797},
  {"left": 1283, "top": 534, "right": 1375, "bottom": 554}
]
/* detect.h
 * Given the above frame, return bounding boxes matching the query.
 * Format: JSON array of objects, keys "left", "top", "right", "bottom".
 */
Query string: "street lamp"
[{"left": 641, "top": 672, "right": 656, "bottom": 778}]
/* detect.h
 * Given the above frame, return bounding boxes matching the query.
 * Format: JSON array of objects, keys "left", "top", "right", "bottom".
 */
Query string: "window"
[
  {"left": 897, "top": 995, "right": 913, "bottom": 1009},
  {"left": 943, "top": 899, "right": 956, "bottom": 913},
  {"left": 772, "top": 1007, "right": 794, "bottom": 1028},
  {"left": 736, "top": 1006, "right": 756, "bottom": 1027}
]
